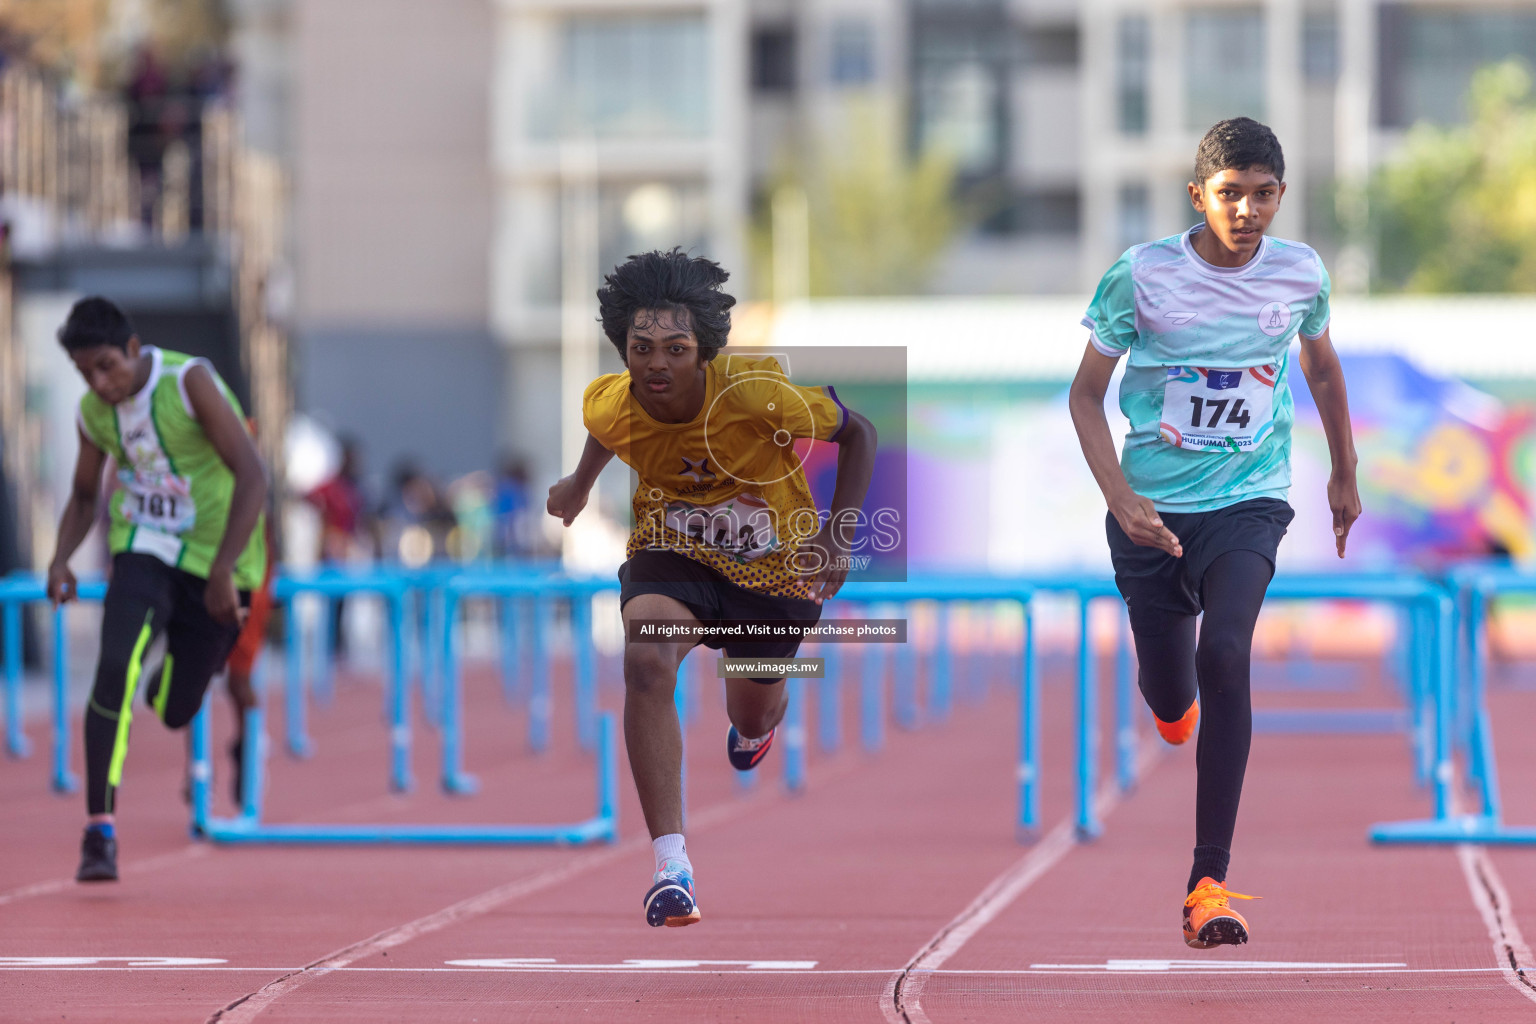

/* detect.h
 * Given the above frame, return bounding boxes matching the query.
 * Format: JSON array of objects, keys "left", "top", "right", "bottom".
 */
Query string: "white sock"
[{"left": 652, "top": 833, "right": 692, "bottom": 876}]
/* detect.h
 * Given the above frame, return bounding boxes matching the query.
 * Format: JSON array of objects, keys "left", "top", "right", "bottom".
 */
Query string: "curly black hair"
[
  {"left": 58, "top": 296, "right": 135, "bottom": 353},
  {"left": 1194, "top": 117, "right": 1285, "bottom": 187},
  {"left": 596, "top": 248, "right": 735, "bottom": 362}
]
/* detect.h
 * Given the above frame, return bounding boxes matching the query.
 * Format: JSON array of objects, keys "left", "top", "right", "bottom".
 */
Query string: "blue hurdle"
[
  {"left": 1371, "top": 565, "right": 1536, "bottom": 845},
  {"left": 1028, "top": 572, "right": 1448, "bottom": 843},
  {"left": 0, "top": 574, "right": 108, "bottom": 792},
  {"left": 272, "top": 569, "right": 413, "bottom": 790},
  {"left": 842, "top": 578, "right": 1038, "bottom": 837}
]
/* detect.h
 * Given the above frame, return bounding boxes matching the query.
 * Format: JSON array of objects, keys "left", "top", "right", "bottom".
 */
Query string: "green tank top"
[{"left": 77, "top": 346, "right": 267, "bottom": 590}]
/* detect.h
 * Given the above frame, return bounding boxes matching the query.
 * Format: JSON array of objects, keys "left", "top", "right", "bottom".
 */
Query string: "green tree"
[
  {"left": 1370, "top": 60, "right": 1536, "bottom": 293},
  {"left": 752, "top": 99, "right": 966, "bottom": 298}
]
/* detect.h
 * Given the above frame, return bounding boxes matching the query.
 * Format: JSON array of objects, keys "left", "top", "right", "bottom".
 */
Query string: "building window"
[
  {"left": 1117, "top": 16, "right": 1149, "bottom": 135},
  {"left": 1118, "top": 182, "right": 1150, "bottom": 251},
  {"left": 831, "top": 19, "right": 874, "bottom": 85},
  {"left": 529, "top": 15, "right": 710, "bottom": 139},
  {"left": 1379, "top": 6, "right": 1536, "bottom": 127},
  {"left": 753, "top": 25, "right": 797, "bottom": 93},
  {"left": 911, "top": 2, "right": 1011, "bottom": 176},
  {"left": 1302, "top": 11, "right": 1339, "bottom": 84},
  {"left": 1024, "top": 24, "right": 1079, "bottom": 68},
  {"left": 1184, "top": 9, "right": 1265, "bottom": 130}
]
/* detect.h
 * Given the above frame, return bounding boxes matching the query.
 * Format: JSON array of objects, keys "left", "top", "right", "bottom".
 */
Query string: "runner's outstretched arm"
[
  {"left": 1297, "top": 326, "right": 1361, "bottom": 557},
  {"left": 185, "top": 364, "right": 269, "bottom": 624},
  {"left": 47, "top": 428, "right": 108, "bottom": 606},
  {"left": 1068, "top": 344, "right": 1183, "bottom": 558},
  {"left": 547, "top": 432, "right": 616, "bottom": 526},
  {"left": 806, "top": 409, "right": 878, "bottom": 604}
]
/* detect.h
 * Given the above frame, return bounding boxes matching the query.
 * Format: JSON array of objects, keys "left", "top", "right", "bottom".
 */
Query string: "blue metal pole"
[
  {"left": 439, "top": 591, "right": 478, "bottom": 794},
  {"left": 596, "top": 711, "right": 618, "bottom": 837},
  {"left": 1409, "top": 602, "right": 1431, "bottom": 787},
  {"left": 389, "top": 590, "right": 413, "bottom": 793},
  {"left": 572, "top": 593, "right": 597, "bottom": 753},
  {"left": 675, "top": 659, "right": 688, "bottom": 827},
  {"left": 1115, "top": 607, "right": 1137, "bottom": 794},
  {"left": 420, "top": 585, "right": 441, "bottom": 728},
  {"left": 1018, "top": 597, "right": 1040, "bottom": 840},
  {"left": 529, "top": 596, "right": 550, "bottom": 753},
  {"left": 1464, "top": 585, "right": 1486, "bottom": 794},
  {"left": 241, "top": 657, "right": 264, "bottom": 821},
  {"left": 51, "top": 603, "right": 78, "bottom": 792},
  {"left": 315, "top": 593, "right": 334, "bottom": 706},
  {"left": 1431, "top": 593, "right": 1454, "bottom": 822},
  {"left": 499, "top": 596, "right": 519, "bottom": 706},
  {"left": 189, "top": 697, "right": 213, "bottom": 837},
  {"left": 784, "top": 676, "right": 806, "bottom": 793},
  {"left": 1075, "top": 593, "right": 1101, "bottom": 840},
  {"left": 283, "top": 595, "right": 310, "bottom": 758},
  {"left": 895, "top": 611, "right": 918, "bottom": 729},
  {"left": 818, "top": 642, "right": 841, "bottom": 753},
  {"left": 929, "top": 602, "right": 952, "bottom": 721},
  {"left": 860, "top": 633, "right": 884, "bottom": 754},
  {"left": 1466, "top": 583, "right": 1501, "bottom": 820},
  {"left": 3, "top": 600, "right": 29, "bottom": 758}
]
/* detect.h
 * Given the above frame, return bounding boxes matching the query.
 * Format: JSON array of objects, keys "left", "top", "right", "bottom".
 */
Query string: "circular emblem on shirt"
[{"left": 1258, "top": 301, "right": 1291, "bottom": 337}]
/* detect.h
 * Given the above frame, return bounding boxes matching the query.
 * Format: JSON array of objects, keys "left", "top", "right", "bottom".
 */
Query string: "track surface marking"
[{"left": 882, "top": 744, "right": 1161, "bottom": 1024}]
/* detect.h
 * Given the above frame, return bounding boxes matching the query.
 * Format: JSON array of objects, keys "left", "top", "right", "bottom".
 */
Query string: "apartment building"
[{"left": 284, "top": 0, "right": 1536, "bottom": 486}]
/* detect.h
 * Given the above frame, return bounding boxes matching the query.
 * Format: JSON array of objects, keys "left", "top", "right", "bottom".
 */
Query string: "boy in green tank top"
[{"left": 46, "top": 297, "right": 268, "bottom": 883}]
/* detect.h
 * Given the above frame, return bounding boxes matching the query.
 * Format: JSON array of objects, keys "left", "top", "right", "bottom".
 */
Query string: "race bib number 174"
[{"left": 1159, "top": 366, "right": 1277, "bottom": 453}]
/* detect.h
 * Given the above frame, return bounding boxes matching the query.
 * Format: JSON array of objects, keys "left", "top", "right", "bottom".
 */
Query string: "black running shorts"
[
  {"left": 1106, "top": 497, "right": 1294, "bottom": 634},
  {"left": 618, "top": 549, "right": 822, "bottom": 663}
]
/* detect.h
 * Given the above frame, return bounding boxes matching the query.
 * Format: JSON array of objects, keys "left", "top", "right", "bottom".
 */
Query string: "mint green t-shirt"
[{"left": 1082, "top": 225, "right": 1331, "bottom": 513}]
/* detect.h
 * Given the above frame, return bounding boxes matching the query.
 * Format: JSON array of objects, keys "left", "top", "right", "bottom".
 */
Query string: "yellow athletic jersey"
[{"left": 583, "top": 354, "right": 848, "bottom": 599}]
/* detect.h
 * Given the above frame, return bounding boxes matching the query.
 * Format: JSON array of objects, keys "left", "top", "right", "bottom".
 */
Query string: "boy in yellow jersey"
[{"left": 548, "top": 249, "right": 878, "bottom": 927}]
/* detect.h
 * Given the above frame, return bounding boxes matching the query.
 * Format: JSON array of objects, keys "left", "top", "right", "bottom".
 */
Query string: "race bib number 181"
[{"left": 1159, "top": 366, "right": 1277, "bottom": 452}]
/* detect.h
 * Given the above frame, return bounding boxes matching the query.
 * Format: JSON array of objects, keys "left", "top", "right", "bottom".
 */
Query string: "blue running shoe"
[
  {"left": 726, "top": 725, "right": 775, "bottom": 771},
  {"left": 643, "top": 863, "right": 700, "bottom": 927}
]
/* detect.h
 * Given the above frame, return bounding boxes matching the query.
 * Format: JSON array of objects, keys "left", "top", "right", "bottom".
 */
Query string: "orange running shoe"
[
  {"left": 1183, "top": 877, "right": 1258, "bottom": 948},
  {"left": 1155, "top": 698, "right": 1199, "bottom": 745}
]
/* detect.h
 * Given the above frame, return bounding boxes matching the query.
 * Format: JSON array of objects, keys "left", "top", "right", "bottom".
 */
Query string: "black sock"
[{"left": 1188, "top": 845, "right": 1230, "bottom": 893}]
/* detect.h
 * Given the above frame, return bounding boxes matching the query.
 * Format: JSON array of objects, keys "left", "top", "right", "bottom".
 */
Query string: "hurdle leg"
[
  {"left": 529, "top": 596, "right": 550, "bottom": 753},
  {"left": 1018, "top": 596, "right": 1040, "bottom": 841},
  {"left": 51, "top": 603, "right": 78, "bottom": 792},
  {"left": 283, "top": 595, "right": 312, "bottom": 758},
  {"left": 572, "top": 593, "right": 597, "bottom": 753},
  {"left": 783, "top": 676, "right": 807, "bottom": 793},
  {"left": 189, "top": 695, "right": 213, "bottom": 837},
  {"left": 1114, "top": 606, "right": 1137, "bottom": 794},
  {"left": 389, "top": 591, "right": 414, "bottom": 793},
  {"left": 440, "top": 591, "right": 479, "bottom": 794},
  {"left": 1075, "top": 594, "right": 1101, "bottom": 840},
  {"left": 3, "top": 600, "right": 30, "bottom": 758}
]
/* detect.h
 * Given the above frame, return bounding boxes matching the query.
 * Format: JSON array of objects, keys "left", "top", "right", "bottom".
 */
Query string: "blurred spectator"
[
  {"left": 493, "top": 455, "right": 535, "bottom": 560},
  {"left": 125, "top": 44, "right": 169, "bottom": 225},
  {"left": 306, "top": 437, "right": 375, "bottom": 564},
  {"left": 381, "top": 460, "right": 458, "bottom": 566},
  {"left": 304, "top": 437, "right": 376, "bottom": 655}
]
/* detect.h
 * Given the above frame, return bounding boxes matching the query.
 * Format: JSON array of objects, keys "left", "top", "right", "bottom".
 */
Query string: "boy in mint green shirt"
[
  {"left": 47, "top": 296, "right": 267, "bottom": 883},
  {"left": 1070, "top": 118, "right": 1361, "bottom": 949}
]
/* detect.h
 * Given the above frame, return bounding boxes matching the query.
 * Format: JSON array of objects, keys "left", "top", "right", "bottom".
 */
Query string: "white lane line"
[
  {"left": 0, "top": 845, "right": 212, "bottom": 907},
  {"left": 205, "top": 757, "right": 868, "bottom": 1024},
  {"left": 0, "top": 965, "right": 1510, "bottom": 977},
  {"left": 1457, "top": 843, "right": 1536, "bottom": 1006},
  {"left": 882, "top": 744, "right": 1161, "bottom": 1024}
]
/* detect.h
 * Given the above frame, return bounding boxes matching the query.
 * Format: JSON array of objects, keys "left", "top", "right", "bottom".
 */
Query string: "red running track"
[{"left": 1, "top": 653, "right": 1534, "bottom": 1023}]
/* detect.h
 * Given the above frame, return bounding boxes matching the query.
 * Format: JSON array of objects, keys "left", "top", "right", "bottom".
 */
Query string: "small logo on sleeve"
[{"left": 1258, "top": 301, "right": 1292, "bottom": 337}]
